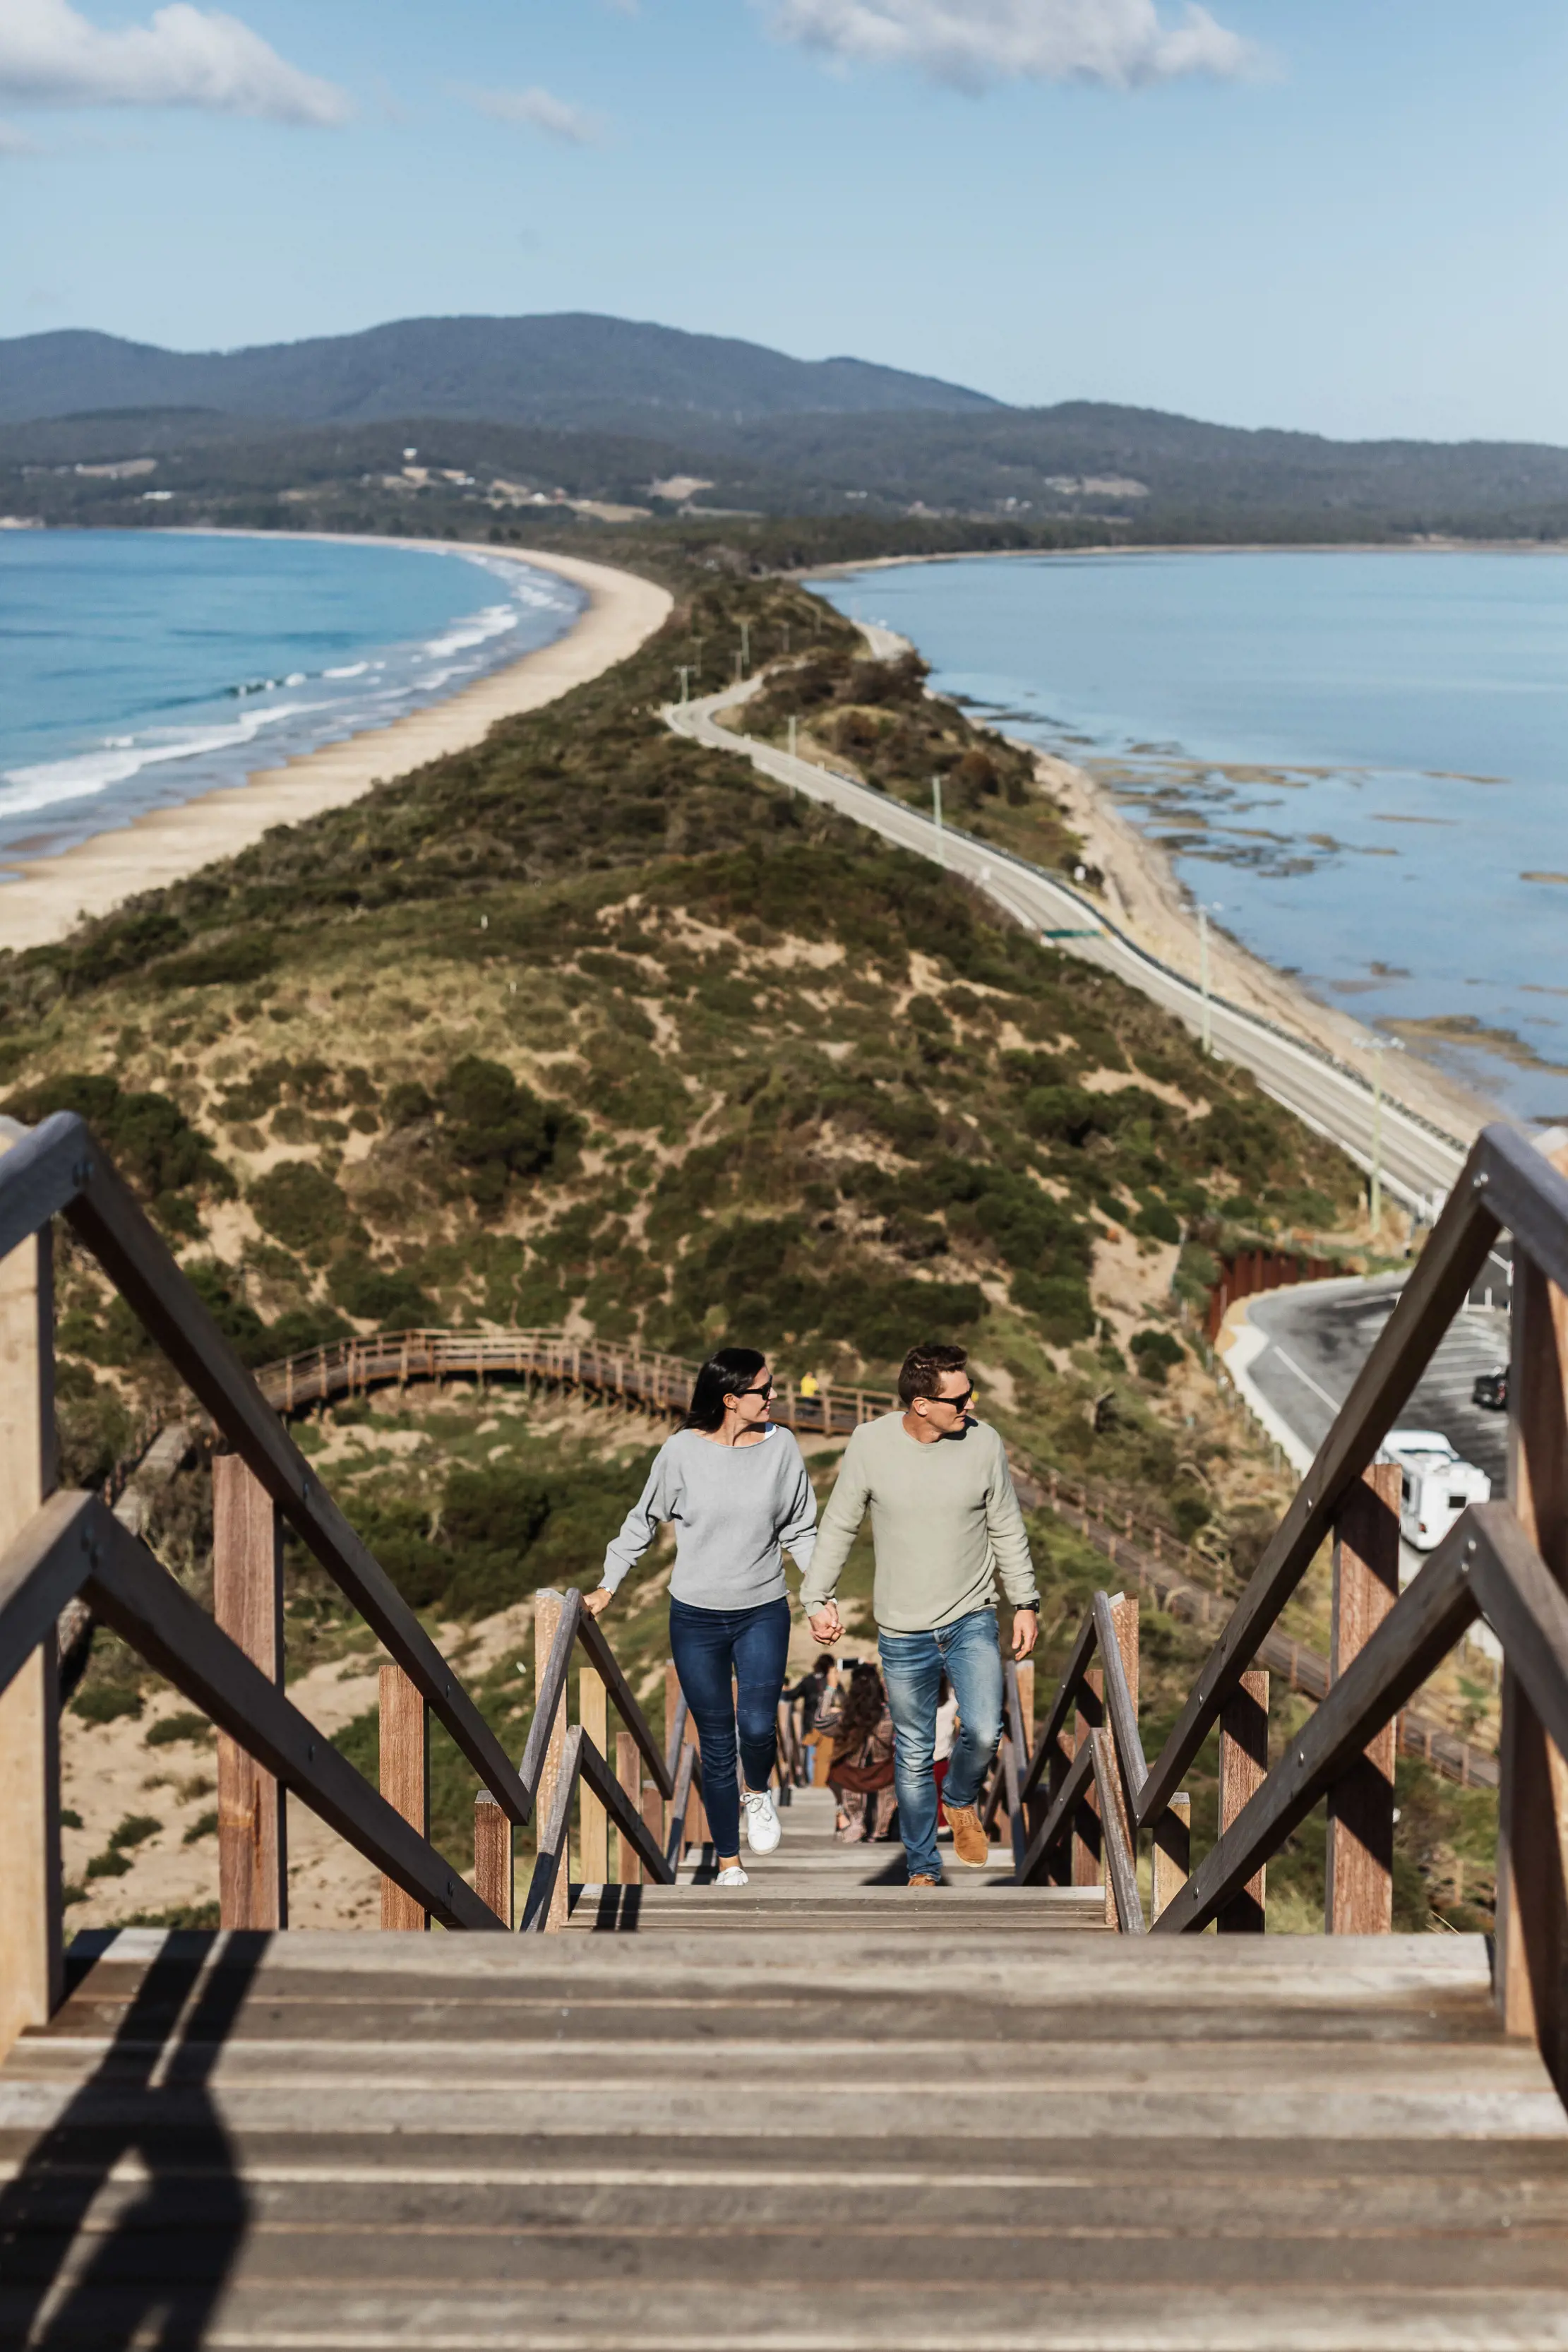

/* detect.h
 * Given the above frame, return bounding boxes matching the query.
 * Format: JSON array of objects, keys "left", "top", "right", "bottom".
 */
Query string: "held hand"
[
  {"left": 808, "top": 1602, "right": 842, "bottom": 1647},
  {"left": 1011, "top": 1607, "right": 1039, "bottom": 1659},
  {"left": 582, "top": 1587, "right": 614, "bottom": 1620}
]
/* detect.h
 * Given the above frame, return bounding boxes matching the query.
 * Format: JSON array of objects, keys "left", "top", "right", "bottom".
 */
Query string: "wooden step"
[{"left": 1, "top": 1926, "right": 1563, "bottom": 2350}]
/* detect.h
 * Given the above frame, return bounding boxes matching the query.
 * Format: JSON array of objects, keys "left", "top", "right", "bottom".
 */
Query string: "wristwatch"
[{"left": 1015, "top": 1599, "right": 1040, "bottom": 1613}]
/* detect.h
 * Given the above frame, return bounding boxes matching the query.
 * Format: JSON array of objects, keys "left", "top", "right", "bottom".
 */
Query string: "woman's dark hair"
[
  {"left": 683, "top": 1346, "right": 767, "bottom": 1433},
  {"left": 836, "top": 1661, "right": 885, "bottom": 1750}
]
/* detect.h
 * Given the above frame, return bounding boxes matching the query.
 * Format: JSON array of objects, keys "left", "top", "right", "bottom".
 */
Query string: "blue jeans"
[
  {"left": 669, "top": 1595, "right": 791, "bottom": 1860},
  {"left": 879, "top": 1608, "right": 1003, "bottom": 1881}
]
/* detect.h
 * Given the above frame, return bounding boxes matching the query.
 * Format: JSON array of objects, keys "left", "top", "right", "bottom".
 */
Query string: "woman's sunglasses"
[{"left": 736, "top": 1378, "right": 775, "bottom": 1400}]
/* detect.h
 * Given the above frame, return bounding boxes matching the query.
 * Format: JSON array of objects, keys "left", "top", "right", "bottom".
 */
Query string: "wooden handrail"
[
  {"left": 1135, "top": 1151, "right": 1504, "bottom": 1828},
  {"left": 0, "top": 1490, "right": 503, "bottom": 1931},
  {"left": 521, "top": 1724, "right": 676, "bottom": 1932},
  {"left": 0, "top": 1115, "right": 674, "bottom": 1993}
]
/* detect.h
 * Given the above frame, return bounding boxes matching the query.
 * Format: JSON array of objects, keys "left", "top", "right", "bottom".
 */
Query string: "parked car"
[
  {"left": 1377, "top": 1429, "right": 1491, "bottom": 1551},
  {"left": 1472, "top": 1365, "right": 1508, "bottom": 1411}
]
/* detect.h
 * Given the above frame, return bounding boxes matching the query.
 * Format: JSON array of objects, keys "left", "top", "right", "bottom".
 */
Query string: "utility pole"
[
  {"left": 739, "top": 621, "right": 750, "bottom": 676},
  {"left": 787, "top": 715, "right": 797, "bottom": 759},
  {"left": 1197, "top": 902, "right": 1222, "bottom": 1056},
  {"left": 675, "top": 666, "right": 691, "bottom": 704},
  {"left": 1366, "top": 1036, "right": 1402, "bottom": 1235},
  {"left": 782, "top": 623, "right": 791, "bottom": 655},
  {"left": 932, "top": 777, "right": 944, "bottom": 864},
  {"left": 693, "top": 636, "right": 704, "bottom": 683}
]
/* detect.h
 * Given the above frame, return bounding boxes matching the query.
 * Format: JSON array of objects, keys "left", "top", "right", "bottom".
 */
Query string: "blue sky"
[{"left": 4, "top": 0, "right": 1567, "bottom": 443}]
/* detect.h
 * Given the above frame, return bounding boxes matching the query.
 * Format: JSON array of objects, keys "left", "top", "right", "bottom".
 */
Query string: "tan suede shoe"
[
  {"left": 944, "top": 1803, "right": 990, "bottom": 1868},
  {"left": 907, "top": 1874, "right": 941, "bottom": 1887}
]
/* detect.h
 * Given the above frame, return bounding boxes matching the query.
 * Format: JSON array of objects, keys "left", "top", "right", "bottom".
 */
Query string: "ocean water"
[
  {"left": 0, "top": 530, "right": 583, "bottom": 888},
  {"left": 810, "top": 550, "right": 1568, "bottom": 1123}
]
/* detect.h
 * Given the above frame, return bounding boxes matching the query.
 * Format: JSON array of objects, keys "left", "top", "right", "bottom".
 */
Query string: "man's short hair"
[{"left": 898, "top": 1341, "right": 968, "bottom": 1408}]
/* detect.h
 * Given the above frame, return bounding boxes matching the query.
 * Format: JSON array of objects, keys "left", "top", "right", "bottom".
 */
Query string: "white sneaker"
[
  {"left": 715, "top": 1864, "right": 750, "bottom": 1887},
  {"left": 742, "top": 1789, "right": 782, "bottom": 1855}
]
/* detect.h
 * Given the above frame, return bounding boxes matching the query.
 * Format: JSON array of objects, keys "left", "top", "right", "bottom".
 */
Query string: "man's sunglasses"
[{"left": 933, "top": 1385, "right": 974, "bottom": 1412}]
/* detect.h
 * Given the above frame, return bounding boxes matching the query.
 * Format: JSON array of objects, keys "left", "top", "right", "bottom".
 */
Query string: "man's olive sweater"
[{"left": 800, "top": 1411, "right": 1038, "bottom": 1634}]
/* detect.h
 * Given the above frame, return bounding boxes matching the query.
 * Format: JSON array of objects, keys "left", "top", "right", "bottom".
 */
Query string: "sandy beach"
[{"left": 0, "top": 540, "right": 672, "bottom": 955}]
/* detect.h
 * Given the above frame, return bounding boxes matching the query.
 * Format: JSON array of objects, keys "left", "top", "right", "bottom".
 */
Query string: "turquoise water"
[
  {"left": 810, "top": 551, "right": 1568, "bottom": 1123},
  {"left": 0, "top": 530, "right": 582, "bottom": 887}
]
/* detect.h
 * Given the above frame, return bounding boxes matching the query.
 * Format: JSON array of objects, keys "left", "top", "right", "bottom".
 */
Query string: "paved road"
[
  {"left": 1244, "top": 1277, "right": 1511, "bottom": 1491},
  {"left": 668, "top": 683, "right": 1476, "bottom": 1210}
]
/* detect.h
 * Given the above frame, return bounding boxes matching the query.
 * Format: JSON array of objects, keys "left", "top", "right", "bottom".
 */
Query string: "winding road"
[{"left": 666, "top": 679, "right": 1475, "bottom": 1210}]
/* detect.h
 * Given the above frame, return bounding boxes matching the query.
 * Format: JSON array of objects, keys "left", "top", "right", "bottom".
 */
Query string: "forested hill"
[
  {"left": 0, "top": 315, "right": 999, "bottom": 431},
  {"left": 6, "top": 310, "right": 1568, "bottom": 538}
]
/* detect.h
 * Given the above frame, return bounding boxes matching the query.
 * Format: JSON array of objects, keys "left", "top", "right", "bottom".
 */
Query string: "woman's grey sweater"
[{"left": 601, "top": 1425, "right": 818, "bottom": 1610}]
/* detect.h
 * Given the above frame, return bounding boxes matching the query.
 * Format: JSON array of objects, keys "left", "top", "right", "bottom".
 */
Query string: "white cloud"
[
  {"left": 0, "top": 0, "right": 350, "bottom": 124},
  {"left": 460, "top": 83, "right": 606, "bottom": 145},
  {"left": 764, "top": 0, "right": 1259, "bottom": 90}
]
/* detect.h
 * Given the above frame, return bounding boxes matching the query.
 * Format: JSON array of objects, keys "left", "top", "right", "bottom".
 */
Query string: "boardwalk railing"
[
  {"left": 0, "top": 1114, "right": 676, "bottom": 2058},
  {"left": 1003, "top": 1124, "right": 1568, "bottom": 2094}
]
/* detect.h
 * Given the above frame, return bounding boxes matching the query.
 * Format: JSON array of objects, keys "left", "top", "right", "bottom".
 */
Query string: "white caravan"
[{"left": 1377, "top": 1429, "right": 1491, "bottom": 1552}]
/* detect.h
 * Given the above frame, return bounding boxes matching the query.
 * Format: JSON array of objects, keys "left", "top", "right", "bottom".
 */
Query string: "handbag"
[{"left": 832, "top": 1743, "right": 895, "bottom": 1793}]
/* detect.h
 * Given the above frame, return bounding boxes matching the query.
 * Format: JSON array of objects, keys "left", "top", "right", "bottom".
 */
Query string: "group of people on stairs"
[{"left": 587, "top": 1339, "right": 1041, "bottom": 1887}]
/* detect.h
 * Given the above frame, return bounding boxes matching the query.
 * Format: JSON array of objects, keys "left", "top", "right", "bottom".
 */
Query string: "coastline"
[
  {"left": 0, "top": 539, "right": 672, "bottom": 955},
  {"left": 1029, "top": 736, "right": 1502, "bottom": 1147},
  {"left": 846, "top": 613, "right": 1500, "bottom": 1150}
]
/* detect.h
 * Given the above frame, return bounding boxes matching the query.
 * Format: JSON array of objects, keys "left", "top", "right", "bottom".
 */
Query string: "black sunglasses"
[
  {"left": 736, "top": 1378, "right": 775, "bottom": 1399},
  {"left": 933, "top": 1385, "right": 974, "bottom": 1412}
]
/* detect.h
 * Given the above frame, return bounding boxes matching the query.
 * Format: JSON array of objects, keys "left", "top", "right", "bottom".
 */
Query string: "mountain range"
[
  {"left": 0, "top": 314, "right": 998, "bottom": 431},
  {"left": 5, "top": 312, "right": 1568, "bottom": 540}
]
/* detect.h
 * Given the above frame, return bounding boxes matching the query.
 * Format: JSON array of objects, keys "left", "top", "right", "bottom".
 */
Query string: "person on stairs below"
[
  {"left": 800, "top": 1341, "right": 1039, "bottom": 1888},
  {"left": 587, "top": 1347, "right": 816, "bottom": 1887},
  {"left": 817, "top": 1659, "right": 897, "bottom": 1844}
]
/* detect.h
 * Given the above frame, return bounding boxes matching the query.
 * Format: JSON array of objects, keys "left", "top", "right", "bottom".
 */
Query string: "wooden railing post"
[
  {"left": 474, "top": 1791, "right": 512, "bottom": 1926},
  {"left": 1072, "top": 1669, "right": 1103, "bottom": 1891},
  {"left": 1218, "top": 1670, "right": 1269, "bottom": 1933},
  {"left": 1151, "top": 1791, "right": 1191, "bottom": 1921},
  {"left": 1497, "top": 1169, "right": 1568, "bottom": 2087},
  {"left": 534, "top": 1592, "right": 570, "bottom": 1930},
  {"left": 1107, "top": 1593, "right": 1139, "bottom": 1926},
  {"left": 0, "top": 1162, "right": 61, "bottom": 2060},
  {"left": 616, "top": 1730, "right": 642, "bottom": 1885},
  {"left": 579, "top": 1661, "right": 609, "bottom": 1886},
  {"left": 213, "top": 1455, "right": 288, "bottom": 1929},
  {"left": 379, "top": 1664, "right": 429, "bottom": 1930},
  {"left": 1324, "top": 1463, "right": 1399, "bottom": 1934}
]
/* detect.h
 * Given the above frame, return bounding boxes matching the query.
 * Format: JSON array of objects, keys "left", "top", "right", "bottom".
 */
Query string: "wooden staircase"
[
  {"left": 7, "top": 1114, "right": 1568, "bottom": 2345},
  {"left": 4, "top": 1793, "right": 1567, "bottom": 2346}
]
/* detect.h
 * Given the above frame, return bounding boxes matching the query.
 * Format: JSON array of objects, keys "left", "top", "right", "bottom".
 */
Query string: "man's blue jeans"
[{"left": 879, "top": 1608, "right": 1003, "bottom": 1882}]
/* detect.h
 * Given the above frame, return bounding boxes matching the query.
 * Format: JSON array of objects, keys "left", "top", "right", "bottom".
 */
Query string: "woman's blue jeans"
[
  {"left": 669, "top": 1594, "right": 791, "bottom": 1860},
  {"left": 878, "top": 1608, "right": 1004, "bottom": 1881}
]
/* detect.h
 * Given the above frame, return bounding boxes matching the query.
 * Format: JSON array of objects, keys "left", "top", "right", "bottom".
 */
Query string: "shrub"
[
  {"left": 250, "top": 1161, "right": 354, "bottom": 1262},
  {"left": 436, "top": 1055, "right": 578, "bottom": 1214},
  {"left": 183, "top": 1809, "right": 220, "bottom": 1844},
  {"left": 152, "top": 932, "right": 277, "bottom": 989},
  {"left": 1130, "top": 1327, "right": 1185, "bottom": 1385},
  {"left": 72, "top": 1684, "right": 143, "bottom": 1725},
  {"left": 1014, "top": 1272, "right": 1096, "bottom": 1344},
  {"left": 328, "top": 1253, "right": 438, "bottom": 1327},
  {"left": 145, "top": 1711, "right": 210, "bottom": 1747},
  {"left": 4, "top": 1074, "right": 232, "bottom": 1220},
  {"left": 1134, "top": 1200, "right": 1182, "bottom": 1245}
]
